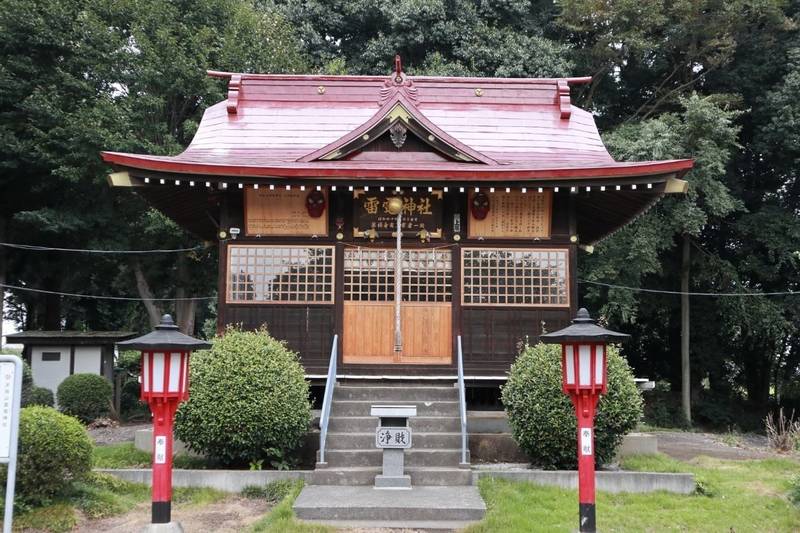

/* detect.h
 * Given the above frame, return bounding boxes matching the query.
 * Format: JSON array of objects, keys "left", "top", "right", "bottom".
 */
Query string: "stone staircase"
[
  {"left": 311, "top": 380, "right": 472, "bottom": 486},
  {"left": 298, "top": 380, "right": 484, "bottom": 528}
]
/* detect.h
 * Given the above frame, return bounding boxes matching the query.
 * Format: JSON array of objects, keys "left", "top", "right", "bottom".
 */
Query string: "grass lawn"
[
  {"left": 467, "top": 453, "right": 800, "bottom": 533},
  {"left": 93, "top": 442, "right": 209, "bottom": 469},
  {"left": 249, "top": 480, "right": 332, "bottom": 533}
]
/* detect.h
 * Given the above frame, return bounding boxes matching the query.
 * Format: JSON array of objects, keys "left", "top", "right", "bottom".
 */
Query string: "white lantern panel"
[
  {"left": 564, "top": 345, "right": 575, "bottom": 385},
  {"left": 594, "top": 345, "right": 604, "bottom": 385},
  {"left": 151, "top": 352, "right": 166, "bottom": 393},
  {"left": 142, "top": 354, "right": 150, "bottom": 392},
  {"left": 578, "top": 344, "right": 591, "bottom": 386},
  {"left": 181, "top": 357, "right": 188, "bottom": 393},
  {"left": 168, "top": 352, "right": 182, "bottom": 393}
]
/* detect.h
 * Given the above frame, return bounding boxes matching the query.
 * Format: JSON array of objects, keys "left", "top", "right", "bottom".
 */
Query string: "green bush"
[
  {"left": 502, "top": 342, "right": 643, "bottom": 469},
  {"left": 175, "top": 327, "right": 311, "bottom": 467},
  {"left": 57, "top": 373, "right": 113, "bottom": 423},
  {"left": 1, "top": 406, "right": 93, "bottom": 503},
  {"left": 27, "top": 386, "right": 55, "bottom": 407}
]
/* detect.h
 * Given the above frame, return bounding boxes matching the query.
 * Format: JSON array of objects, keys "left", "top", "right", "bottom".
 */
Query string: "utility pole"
[{"left": 681, "top": 235, "right": 691, "bottom": 424}]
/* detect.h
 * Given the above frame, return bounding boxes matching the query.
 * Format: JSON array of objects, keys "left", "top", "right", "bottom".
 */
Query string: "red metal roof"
[{"left": 101, "top": 66, "right": 692, "bottom": 181}]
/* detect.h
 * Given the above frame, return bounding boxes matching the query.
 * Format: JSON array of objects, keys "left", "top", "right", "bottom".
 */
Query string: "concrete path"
[
  {"left": 657, "top": 431, "right": 780, "bottom": 461},
  {"left": 293, "top": 485, "right": 486, "bottom": 528}
]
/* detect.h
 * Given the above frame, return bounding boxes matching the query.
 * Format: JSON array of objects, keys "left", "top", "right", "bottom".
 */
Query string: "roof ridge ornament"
[
  {"left": 227, "top": 74, "right": 241, "bottom": 115},
  {"left": 380, "top": 55, "right": 418, "bottom": 105},
  {"left": 557, "top": 80, "right": 572, "bottom": 120}
]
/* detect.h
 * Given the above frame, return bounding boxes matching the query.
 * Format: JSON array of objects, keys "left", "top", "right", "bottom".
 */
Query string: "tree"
[{"left": 0, "top": 0, "right": 307, "bottom": 334}]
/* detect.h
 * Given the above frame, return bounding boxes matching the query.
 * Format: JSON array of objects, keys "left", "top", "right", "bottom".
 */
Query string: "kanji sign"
[
  {"left": 354, "top": 190, "right": 442, "bottom": 238},
  {"left": 580, "top": 428, "right": 592, "bottom": 456},
  {"left": 0, "top": 363, "right": 16, "bottom": 460},
  {"left": 375, "top": 427, "right": 412, "bottom": 449}
]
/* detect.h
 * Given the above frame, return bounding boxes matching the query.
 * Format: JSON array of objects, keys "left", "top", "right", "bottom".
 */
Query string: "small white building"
[{"left": 6, "top": 330, "right": 135, "bottom": 394}]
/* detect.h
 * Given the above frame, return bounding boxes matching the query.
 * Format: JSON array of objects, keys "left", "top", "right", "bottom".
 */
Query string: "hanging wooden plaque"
[
  {"left": 467, "top": 190, "right": 552, "bottom": 239},
  {"left": 244, "top": 188, "right": 328, "bottom": 236},
  {"left": 353, "top": 190, "right": 443, "bottom": 238}
]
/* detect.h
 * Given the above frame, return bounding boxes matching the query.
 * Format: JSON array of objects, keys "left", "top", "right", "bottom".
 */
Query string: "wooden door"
[{"left": 342, "top": 248, "right": 452, "bottom": 365}]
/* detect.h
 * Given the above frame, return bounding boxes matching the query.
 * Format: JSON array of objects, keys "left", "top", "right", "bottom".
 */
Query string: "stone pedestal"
[
  {"left": 375, "top": 448, "right": 411, "bottom": 489},
  {"left": 142, "top": 521, "right": 184, "bottom": 533}
]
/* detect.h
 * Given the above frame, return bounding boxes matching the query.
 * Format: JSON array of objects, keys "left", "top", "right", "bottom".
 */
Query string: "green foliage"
[
  {"left": 92, "top": 443, "right": 152, "bottom": 469},
  {"left": 278, "top": 0, "right": 572, "bottom": 77},
  {"left": 241, "top": 479, "right": 295, "bottom": 502},
  {"left": 57, "top": 373, "right": 113, "bottom": 423},
  {"left": 20, "top": 359, "right": 33, "bottom": 407},
  {"left": 502, "top": 343, "right": 642, "bottom": 469},
  {"left": 4, "top": 406, "right": 93, "bottom": 504},
  {"left": 789, "top": 474, "right": 800, "bottom": 507},
  {"left": 27, "top": 386, "right": 55, "bottom": 407},
  {"left": 249, "top": 480, "right": 331, "bottom": 533},
  {"left": 175, "top": 327, "right": 312, "bottom": 466}
]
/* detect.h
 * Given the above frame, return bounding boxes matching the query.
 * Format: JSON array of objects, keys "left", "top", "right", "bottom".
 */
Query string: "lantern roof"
[
  {"left": 540, "top": 308, "right": 629, "bottom": 344},
  {"left": 117, "top": 314, "right": 212, "bottom": 351}
]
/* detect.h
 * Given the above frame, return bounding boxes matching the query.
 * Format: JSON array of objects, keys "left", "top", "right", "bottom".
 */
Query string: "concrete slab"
[
  {"left": 300, "top": 519, "right": 477, "bottom": 530},
  {"left": 292, "top": 485, "right": 486, "bottom": 522}
]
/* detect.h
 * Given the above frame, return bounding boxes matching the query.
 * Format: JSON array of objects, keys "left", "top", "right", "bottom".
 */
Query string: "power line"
[
  {"left": 0, "top": 242, "right": 206, "bottom": 254},
  {"left": 579, "top": 280, "right": 798, "bottom": 297},
  {"left": 0, "top": 283, "right": 216, "bottom": 302}
]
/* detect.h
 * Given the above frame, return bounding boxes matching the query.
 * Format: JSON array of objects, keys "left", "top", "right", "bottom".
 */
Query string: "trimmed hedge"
[
  {"left": 57, "top": 373, "right": 113, "bottom": 423},
  {"left": 175, "top": 327, "right": 312, "bottom": 467},
  {"left": 502, "top": 342, "right": 643, "bottom": 469},
  {"left": 27, "top": 386, "right": 55, "bottom": 407},
  {"left": 3, "top": 406, "right": 93, "bottom": 503}
]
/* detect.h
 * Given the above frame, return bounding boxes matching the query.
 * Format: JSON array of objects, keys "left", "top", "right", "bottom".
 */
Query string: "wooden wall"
[{"left": 218, "top": 187, "right": 577, "bottom": 377}]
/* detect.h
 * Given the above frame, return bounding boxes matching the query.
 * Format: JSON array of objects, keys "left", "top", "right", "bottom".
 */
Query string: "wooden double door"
[{"left": 342, "top": 248, "right": 452, "bottom": 365}]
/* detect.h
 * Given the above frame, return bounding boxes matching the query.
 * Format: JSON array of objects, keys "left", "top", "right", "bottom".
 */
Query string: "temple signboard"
[
  {"left": 245, "top": 188, "right": 328, "bottom": 236},
  {"left": 353, "top": 190, "right": 443, "bottom": 238},
  {"left": 468, "top": 190, "right": 552, "bottom": 239}
]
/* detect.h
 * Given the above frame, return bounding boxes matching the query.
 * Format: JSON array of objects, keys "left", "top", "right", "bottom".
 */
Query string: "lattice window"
[
  {"left": 227, "top": 246, "right": 334, "bottom": 303},
  {"left": 344, "top": 248, "right": 452, "bottom": 303},
  {"left": 462, "top": 248, "right": 569, "bottom": 306}
]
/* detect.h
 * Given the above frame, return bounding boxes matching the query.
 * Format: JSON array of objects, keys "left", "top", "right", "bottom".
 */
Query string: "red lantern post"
[
  {"left": 117, "top": 315, "right": 210, "bottom": 530},
  {"left": 542, "top": 308, "right": 628, "bottom": 533}
]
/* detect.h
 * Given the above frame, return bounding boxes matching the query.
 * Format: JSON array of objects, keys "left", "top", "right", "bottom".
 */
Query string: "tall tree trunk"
[
  {"left": 132, "top": 258, "right": 162, "bottom": 327},
  {"left": 174, "top": 254, "right": 195, "bottom": 335},
  {"left": 681, "top": 235, "right": 692, "bottom": 424}
]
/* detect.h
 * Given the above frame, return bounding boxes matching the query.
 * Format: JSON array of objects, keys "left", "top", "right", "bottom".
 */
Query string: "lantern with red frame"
[
  {"left": 541, "top": 308, "right": 628, "bottom": 533},
  {"left": 117, "top": 314, "right": 210, "bottom": 529}
]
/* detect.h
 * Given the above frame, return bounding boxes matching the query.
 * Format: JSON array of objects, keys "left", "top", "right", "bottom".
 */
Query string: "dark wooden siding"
[
  {"left": 460, "top": 308, "right": 571, "bottom": 375},
  {"left": 224, "top": 305, "right": 334, "bottom": 375}
]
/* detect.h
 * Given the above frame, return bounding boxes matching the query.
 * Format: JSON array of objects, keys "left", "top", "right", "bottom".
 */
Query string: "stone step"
[
  {"left": 331, "top": 399, "right": 461, "bottom": 417},
  {"left": 322, "top": 448, "right": 463, "bottom": 468},
  {"left": 328, "top": 415, "right": 461, "bottom": 433},
  {"left": 300, "top": 519, "right": 477, "bottom": 530},
  {"left": 333, "top": 385, "right": 458, "bottom": 402},
  {"left": 310, "top": 466, "right": 473, "bottom": 486},
  {"left": 293, "top": 485, "right": 486, "bottom": 522},
  {"left": 325, "top": 431, "right": 462, "bottom": 450}
]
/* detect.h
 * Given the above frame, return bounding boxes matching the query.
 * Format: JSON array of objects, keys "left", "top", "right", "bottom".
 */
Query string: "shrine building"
[{"left": 102, "top": 59, "right": 692, "bottom": 384}]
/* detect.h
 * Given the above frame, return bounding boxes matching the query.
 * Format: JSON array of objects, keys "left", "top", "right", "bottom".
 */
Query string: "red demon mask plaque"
[
  {"left": 470, "top": 192, "right": 490, "bottom": 220},
  {"left": 306, "top": 191, "right": 326, "bottom": 218}
]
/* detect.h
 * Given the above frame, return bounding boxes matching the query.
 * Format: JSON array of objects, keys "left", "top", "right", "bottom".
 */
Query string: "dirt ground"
[
  {"left": 656, "top": 430, "right": 791, "bottom": 461},
  {"left": 89, "top": 422, "right": 150, "bottom": 446},
  {"left": 76, "top": 496, "right": 271, "bottom": 532}
]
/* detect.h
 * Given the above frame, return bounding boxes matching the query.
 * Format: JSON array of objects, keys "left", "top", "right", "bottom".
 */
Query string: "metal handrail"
[
  {"left": 457, "top": 335, "right": 468, "bottom": 465},
  {"left": 318, "top": 334, "right": 338, "bottom": 464}
]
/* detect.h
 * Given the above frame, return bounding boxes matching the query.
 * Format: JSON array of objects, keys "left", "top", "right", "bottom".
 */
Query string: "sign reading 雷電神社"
[{"left": 354, "top": 190, "right": 442, "bottom": 238}]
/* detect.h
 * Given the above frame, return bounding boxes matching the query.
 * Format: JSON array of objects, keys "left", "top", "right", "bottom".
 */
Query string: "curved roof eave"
[{"left": 100, "top": 151, "right": 693, "bottom": 181}]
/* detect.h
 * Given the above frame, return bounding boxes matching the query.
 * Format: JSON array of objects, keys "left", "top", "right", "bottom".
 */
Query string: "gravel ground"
[
  {"left": 89, "top": 422, "right": 150, "bottom": 446},
  {"left": 656, "top": 430, "right": 790, "bottom": 461}
]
